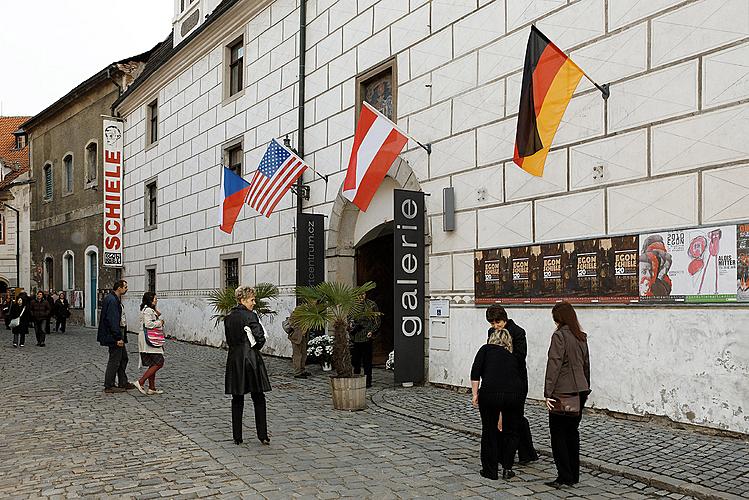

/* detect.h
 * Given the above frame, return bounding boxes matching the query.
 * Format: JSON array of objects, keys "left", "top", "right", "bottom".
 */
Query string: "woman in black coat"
[
  {"left": 471, "top": 328, "right": 525, "bottom": 480},
  {"left": 9, "top": 293, "right": 31, "bottom": 347},
  {"left": 225, "top": 285, "right": 271, "bottom": 445}
]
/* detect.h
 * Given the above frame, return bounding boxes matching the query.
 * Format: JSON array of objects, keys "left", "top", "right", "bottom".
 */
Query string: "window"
[
  {"left": 356, "top": 59, "right": 397, "bottom": 122},
  {"left": 85, "top": 142, "right": 97, "bottom": 183},
  {"left": 43, "top": 163, "right": 53, "bottom": 200},
  {"left": 0, "top": 213, "right": 4, "bottom": 244},
  {"left": 146, "top": 267, "right": 156, "bottom": 293},
  {"left": 147, "top": 100, "right": 159, "bottom": 145},
  {"left": 228, "top": 38, "right": 244, "bottom": 97},
  {"left": 14, "top": 135, "right": 26, "bottom": 150},
  {"left": 225, "top": 144, "right": 243, "bottom": 176},
  {"left": 145, "top": 180, "right": 158, "bottom": 229},
  {"left": 63, "top": 251, "right": 74, "bottom": 290},
  {"left": 63, "top": 154, "right": 74, "bottom": 194},
  {"left": 44, "top": 257, "right": 54, "bottom": 290},
  {"left": 222, "top": 257, "right": 239, "bottom": 289}
]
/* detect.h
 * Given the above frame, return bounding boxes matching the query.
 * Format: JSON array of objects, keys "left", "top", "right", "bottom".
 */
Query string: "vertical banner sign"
[
  {"left": 296, "top": 213, "right": 325, "bottom": 298},
  {"left": 393, "top": 189, "right": 425, "bottom": 385},
  {"left": 102, "top": 118, "right": 124, "bottom": 267}
]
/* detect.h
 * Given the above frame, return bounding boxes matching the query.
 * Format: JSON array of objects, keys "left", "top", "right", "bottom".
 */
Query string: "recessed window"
[
  {"left": 63, "top": 154, "right": 74, "bottom": 194},
  {"left": 228, "top": 38, "right": 244, "bottom": 97},
  {"left": 145, "top": 180, "right": 158, "bottom": 230},
  {"left": 146, "top": 267, "right": 156, "bottom": 293},
  {"left": 0, "top": 213, "right": 5, "bottom": 244},
  {"left": 147, "top": 100, "right": 159, "bottom": 146},
  {"left": 85, "top": 142, "right": 97, "bottom": 184},
  {"left": 222, "top": 257, "right": 239, "bottom": 290},
  {"left": 14, "top": 135, "right": 26, "bottom": 150},
  {"left": 357, "top": 59, "right": 397, "bottom": 121},
  {"left": 63, "top": 251, "right": 74, "bottom": 290},
  {"left": 226, "top": 144, "right": 243, "bottom": 176},
  {"left": 43, "top": 163, "right": 53, "bottom": 201}
]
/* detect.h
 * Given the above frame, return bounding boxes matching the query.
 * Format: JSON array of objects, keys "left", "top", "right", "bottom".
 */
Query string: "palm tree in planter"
[
  {"left": 290, "top": 280, "right": 380, "bottom": 410},
  {"left": 208, "top": 283, "right": 279, "bottom": 327}
]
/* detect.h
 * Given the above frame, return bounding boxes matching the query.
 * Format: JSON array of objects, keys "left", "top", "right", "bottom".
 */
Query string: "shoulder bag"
[{"left": 9, "top": 307, "right": 25, "bottom": 329}]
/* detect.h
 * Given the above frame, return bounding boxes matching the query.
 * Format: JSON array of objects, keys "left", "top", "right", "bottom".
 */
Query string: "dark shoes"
[
  {"left": 259, "top": 437, "right": 270, "bottom": 445},
  {"left": 233, "top": 438, "right": 243, "bottom": 445},
  {"left": 293, "top": 373, "right": 308, "bottom": 378},
  {"left": 517, "top": 457, "right": 539, "bottom": 466},
  {"left": 120, "top": 382, "right": 137, "bottom": 390},
  {"left": 104, "top": 387, "right": 127, "bottom": 393},
  {"left": 545, "top": 479, "right": 573, "bottom": 489},
  {"left": 479, "top": 469, "right": 498, "bottom": 480},
  {"left": 502, "top": 469, "right": 515, "bottom": 480}
]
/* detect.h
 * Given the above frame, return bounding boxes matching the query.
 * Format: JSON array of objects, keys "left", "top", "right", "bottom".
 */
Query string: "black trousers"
[
  {"left": 45, "top": 318, "right": 50, "bottom": 335},
  {"left": 478, "top": 391, "right": 524, "bottom": 474},
  {"left": 517, "top": 400, "right": 538, "bottom": 462},
  {"left": 549, "top": 393, "right": 588, "bottom": 484},
  {"left": 55, "top": 316, "right": 66, "bottom": 332},
  {"left": 231, "top": 393, "right": 268, "bottom": 442},
  {"left": 351, "top": 341, "right": 373, "bottom": 387},
  {"left": 104, "top": 345, "right": 129, "bottom": 389},
  {"left": 34, "top": 320, "right": 46, "bottom": 345},
  {"left": 12, "top": 329, "right": 26, "bottom": 346}
]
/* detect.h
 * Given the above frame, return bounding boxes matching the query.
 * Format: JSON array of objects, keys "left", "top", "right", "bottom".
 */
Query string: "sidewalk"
[{"left": 369, "top": 376, "right": 749, "bottom": 500}]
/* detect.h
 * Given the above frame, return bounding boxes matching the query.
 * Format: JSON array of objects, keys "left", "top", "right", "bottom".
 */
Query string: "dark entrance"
[{"left": 355, "top": 223, "right": 394, "bottom": 365}]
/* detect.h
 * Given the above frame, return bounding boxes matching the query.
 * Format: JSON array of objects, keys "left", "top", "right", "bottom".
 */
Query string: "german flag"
[{"left": 513, "top": 26, "right": 584, "bottom": 177}]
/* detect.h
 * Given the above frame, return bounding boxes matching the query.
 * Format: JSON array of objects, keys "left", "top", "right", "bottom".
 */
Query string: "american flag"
[{"left": 247, "top": 139, "right": 308, "bottom": 217}]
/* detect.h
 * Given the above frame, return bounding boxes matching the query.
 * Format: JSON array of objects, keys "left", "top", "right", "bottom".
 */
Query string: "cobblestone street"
[{"left": 0, "top": 326, "right": 745, "bottom": 499}]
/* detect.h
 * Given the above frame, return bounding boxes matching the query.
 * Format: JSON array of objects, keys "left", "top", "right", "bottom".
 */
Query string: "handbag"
[
  {"left": 143, "top": 325, "right": 165, "bottom": 348},
  {"left": 9, "top": 307, "right": 25, "bottom": 329},
  {"left": 549, "top": 393, "right": 581, "bottom": 416}
]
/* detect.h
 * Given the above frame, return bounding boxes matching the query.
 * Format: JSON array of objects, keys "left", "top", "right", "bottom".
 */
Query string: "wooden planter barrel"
[{"left": 329, "top": 375, "right": 367, "bottom": 410}]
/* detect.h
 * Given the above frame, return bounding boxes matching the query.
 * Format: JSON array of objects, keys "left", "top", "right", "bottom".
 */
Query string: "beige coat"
[{"left": 138, "top": 306, "right": 164, "bottom": 355}]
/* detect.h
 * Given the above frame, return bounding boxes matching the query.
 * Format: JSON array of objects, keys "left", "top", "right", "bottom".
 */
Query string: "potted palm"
[
  {"left": 290, "top": 281, "right": 380, "bottom": 410},
  {"left": 208, "top": 282, "right": 279, "bottom": 327}
]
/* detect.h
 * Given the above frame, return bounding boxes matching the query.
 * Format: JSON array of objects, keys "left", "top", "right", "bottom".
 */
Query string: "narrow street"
[{"left": 2, "top": 326, "right": 745, "bottom": 499}]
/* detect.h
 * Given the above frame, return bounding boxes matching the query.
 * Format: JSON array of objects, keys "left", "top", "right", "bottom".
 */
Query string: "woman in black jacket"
[
  {"left": 54, "top": 291, "right": 71, "bottom": 333},
  {"left": 471, "top": 328, "right": 525, "bottom": 480},
  {"left": 9, "top": 293, "right": 31, "bottom": 347},
  {"left": 225, "top": 285, "right": 271, "bottom": 445}
]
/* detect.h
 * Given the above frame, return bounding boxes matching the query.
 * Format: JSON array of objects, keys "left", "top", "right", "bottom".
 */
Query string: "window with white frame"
[
  {"left": 63, "top": 251, "right": 74, "bottom": 290},
  {"left": 224, "top": 142, "right": 243, "bottom": 176},
  {"left": 63, "top": 154, "right": 74, "bottom": 194}
]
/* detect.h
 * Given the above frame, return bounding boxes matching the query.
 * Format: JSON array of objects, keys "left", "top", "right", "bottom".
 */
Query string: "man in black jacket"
[
  {"left": 97, "top": 280, "right": 134, "bottom": 393},
  {"left": 30, "top": 290, "right": 52, "bottom": 347},
  {"left": 486, "top": 305, "right": 539, "bottom": 465}
]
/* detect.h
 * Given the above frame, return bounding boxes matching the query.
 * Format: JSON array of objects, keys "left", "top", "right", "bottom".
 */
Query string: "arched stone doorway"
[{"left": 326, "top": 157, "right": 428, "bottom": 369}]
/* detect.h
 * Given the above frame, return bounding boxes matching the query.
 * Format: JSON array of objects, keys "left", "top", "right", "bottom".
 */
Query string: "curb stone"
[{"left": 369, "top": 390, "right": 742, "bottom": 500}]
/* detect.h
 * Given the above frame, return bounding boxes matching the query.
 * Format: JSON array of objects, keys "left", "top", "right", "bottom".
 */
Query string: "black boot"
[{"left": 231, "top": 395, "right": 244, "bottom": 444}]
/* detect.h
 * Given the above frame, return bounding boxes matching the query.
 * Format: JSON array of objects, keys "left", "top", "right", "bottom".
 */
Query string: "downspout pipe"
[{"left": 295, "top": 0, "right": 307, "bottom": 303}]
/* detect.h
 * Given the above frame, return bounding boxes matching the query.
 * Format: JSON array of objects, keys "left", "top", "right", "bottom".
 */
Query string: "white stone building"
[{"left": 115, "top": 0, "right": 749, "bottom": 434}]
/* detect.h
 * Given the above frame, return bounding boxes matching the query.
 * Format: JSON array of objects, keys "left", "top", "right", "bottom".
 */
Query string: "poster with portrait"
[
  {"left": 474, "top": 249, "right": 502, "bottom": 303},
  {"left": 597, "top": 236, "right": 639, "bottom": 302},
  {"left": 738, "top": 224, "right": 749, "bottom": 302},
  {"left": 70, "top": 290, "right": 84, "bottom": 309},
  {"left": 529, "top": 243, "right": 565, "bottom": 302},
  {"left": 639, "top": 225, "right": 738, "bottom": 303},
  {"left": 560, "top": 238, "right": 600, "bottom": 302}
]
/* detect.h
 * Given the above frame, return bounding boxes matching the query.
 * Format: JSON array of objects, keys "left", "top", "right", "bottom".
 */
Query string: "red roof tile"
[{"left": 0, "top": 116, "right": 30, "bottom": 190}]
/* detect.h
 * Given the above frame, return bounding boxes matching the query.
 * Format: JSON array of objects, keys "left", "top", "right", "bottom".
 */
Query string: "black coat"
[
  {"left": 8, "top": 301, "right": 31, "bottom": 334},
  {"left": 224, "top": 305, "right": 271, "bottom": 395},
  {"left": 97, "top": 292, "right": 126, "bottom": 346},
  {"left": 487, "top": 319, "right": 528, "bottom": 393},
  {"left": 54, "top": 298, "right": 70, "bottom": 318}
]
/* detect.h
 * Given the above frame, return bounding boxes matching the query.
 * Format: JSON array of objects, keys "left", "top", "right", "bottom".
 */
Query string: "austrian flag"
[{"left": 343, "top": 102, "right": 409, "bottom": 212}]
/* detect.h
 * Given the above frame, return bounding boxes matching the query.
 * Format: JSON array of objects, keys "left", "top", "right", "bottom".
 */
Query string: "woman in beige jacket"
[
  {"left": 544, "top": 301, "right": 591, "bottom": 489},
  {"left": 134, "top": 292, "right": 165, "bottom": 395}
]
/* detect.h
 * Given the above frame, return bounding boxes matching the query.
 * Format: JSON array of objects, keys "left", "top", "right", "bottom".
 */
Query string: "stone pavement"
[{"left": 0, "top": 326, "right": 742, "bottom": 499}]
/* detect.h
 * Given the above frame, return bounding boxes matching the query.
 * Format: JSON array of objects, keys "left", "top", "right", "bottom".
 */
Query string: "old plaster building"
[
  {"left": 24, "top": 54, "right": 153, "bottom": 325},
  {"left": 115, "top": 0, "right": 748, "bottom": 434},
  {"left": 0, "top": 117, "right": 32, "bottom": 293}
]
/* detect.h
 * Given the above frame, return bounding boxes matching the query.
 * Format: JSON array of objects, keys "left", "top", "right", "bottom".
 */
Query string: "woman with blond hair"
[
  {"left": 544, "top": 301, "right": 591, "bottom": 488},
  {"left": 224, "top": 285, "right": 271, "bottom": 445},
  {"left": 471, "top": 328, "right": 525, "bottom": 481}
]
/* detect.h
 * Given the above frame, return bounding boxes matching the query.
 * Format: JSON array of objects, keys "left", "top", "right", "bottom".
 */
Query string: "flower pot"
[
  {"left": 329, "top": 375, "right": 367, "bottom": 411},
  {"left": 321, "top": 361, "right": 332, "bottom": 371}
]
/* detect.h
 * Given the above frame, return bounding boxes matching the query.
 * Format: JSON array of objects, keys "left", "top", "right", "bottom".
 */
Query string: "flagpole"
[{"left": 362, "top": 101, "right": 432, "bottom": 155}]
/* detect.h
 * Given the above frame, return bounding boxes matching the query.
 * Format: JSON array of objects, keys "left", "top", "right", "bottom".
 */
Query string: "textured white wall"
[{"left": 428, "top": 306, "right": 749, "bottom": 434}]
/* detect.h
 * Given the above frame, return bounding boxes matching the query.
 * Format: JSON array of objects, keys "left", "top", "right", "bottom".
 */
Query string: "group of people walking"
[
  {"left": 471, "top": 301, "right": 591, "bottom": 488},
  {"left": 4, "top": 289, "right": 70, "bottom": 347}
]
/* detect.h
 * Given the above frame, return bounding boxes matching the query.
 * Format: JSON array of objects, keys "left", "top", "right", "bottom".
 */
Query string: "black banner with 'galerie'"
[
  {"left": 296, "top": 213, "right": 325, "bottom": 301},
  {"left": 393, "top": 189, "right": 425, "bottom": 385}
]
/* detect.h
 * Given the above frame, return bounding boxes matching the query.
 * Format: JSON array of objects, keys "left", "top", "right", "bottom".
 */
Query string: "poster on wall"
[
  {"left": 639, "top": 225, "right": 738, "bottom": 303},
  {"left": 102, "top": 117, "right": 124, "bottom": 267},
  {"left": 70, "top": 290, "right": 84, "bottom": 309},
  {"left": 563, "top": 238, "right": 600, "bottom": 302},
  {"left": 530, "top": 243, "right": 564, "bottom": 303},
  {"left": 738, "top": 224, "right": 749, "bottom": 302},
  {"left": 598, "top": 236, "right": 639, "bottom": 302}
]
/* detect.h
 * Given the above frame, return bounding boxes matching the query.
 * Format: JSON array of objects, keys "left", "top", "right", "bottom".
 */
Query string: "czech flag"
[
  {"left": 513, "top": 26, "right": 584, "bottom": 177},
  {"left": 343, "top": 102, "right": 408, "bottom": 212},
  {"left": 219, "top": 167, "right": 251, "bottom": 234}
]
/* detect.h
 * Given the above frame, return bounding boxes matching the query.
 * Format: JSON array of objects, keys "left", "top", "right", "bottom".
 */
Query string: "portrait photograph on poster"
[{"left": 639, "top": 225, "right": 738, "bottom": 303}]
